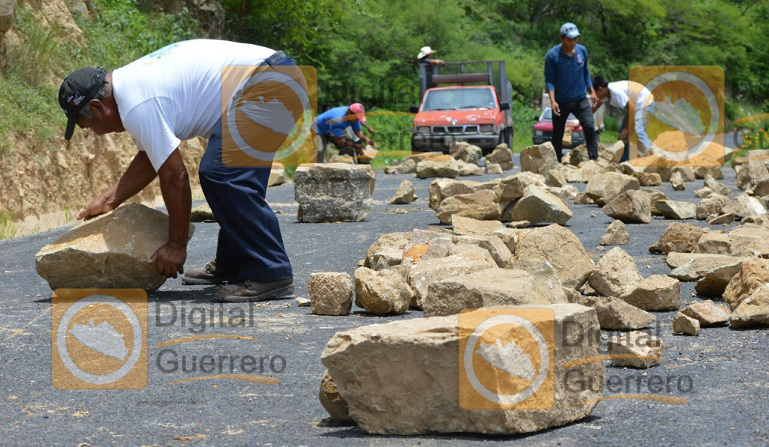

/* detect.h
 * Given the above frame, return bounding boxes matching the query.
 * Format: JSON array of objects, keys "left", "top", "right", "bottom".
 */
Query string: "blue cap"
[{"left": 560, "top": 23, "right": 580, "bottom": 38}]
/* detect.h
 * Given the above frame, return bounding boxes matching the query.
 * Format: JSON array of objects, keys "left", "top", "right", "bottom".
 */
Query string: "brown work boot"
[
  {"left": 215, "top": 278, "right": 294, "bottom": 302},
  {"left": 181, "top": 259, "right": 237, "bottom": 285}
]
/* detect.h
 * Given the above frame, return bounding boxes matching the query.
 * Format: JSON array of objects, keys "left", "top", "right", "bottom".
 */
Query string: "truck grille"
[{"left": 432, "top": 125, "right": 479, "bottom": 135}]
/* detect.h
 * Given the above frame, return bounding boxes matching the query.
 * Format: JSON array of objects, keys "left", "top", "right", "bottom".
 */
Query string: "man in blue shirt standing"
[
  {"left": 544, "top": 22, "right": 599, "bottom": 162},
  {"left": 312, "top": 103, "right": 375, "bottom": 162}
]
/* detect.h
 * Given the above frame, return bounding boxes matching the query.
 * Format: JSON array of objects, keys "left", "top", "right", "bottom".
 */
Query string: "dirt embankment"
[{"left": 0, "top": 0, "right": 207, "bottom": 236}]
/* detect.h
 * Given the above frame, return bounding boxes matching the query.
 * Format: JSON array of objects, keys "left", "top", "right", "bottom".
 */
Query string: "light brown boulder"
[
  {"left": 694, "top": 261, "right": 742, "bottom": 296},
  {"left": 268, "top": 165, "right": 287, "bottom": 186},
  {"left": 485, "top": 143, "right": 514, "bottom": 170},
  {"left": 708, "top": 213, "right": 736, "bottom": 225},
  {"left": 694, "top": 166, "right": 723, "bottom": 180},
  {"left": 670, "top": 171, "right": 685, "bottom": 191},
  {"left": 295, "top": 164, "right": 373, "bottom": 222},
  {"left": 423, "top": 269, "right": 555, "bottom": 316},
  {"left": 588, "top": 247, "right": 643, "bottom": 297},
  {"left": 730, "top": 284, "right": 769, "bottom": 328},
  {"left": 577, "top": 159, "right": 605, "bottom": 183},
  {"left": 408, "top": 253, "right": 495, "bottom": 307},
  {"left": 436, "top": 190, "right": 501, "bottom": 224},
  {"left": 620, "top": 275, "right": 681, "bottom": 311},
  {"left": 309, "top": 272, "right": 354, "bottom": 316},
  {"left": 450, "top": 142, "right": 482, "bottom": 165},
  {"left": 496, "top": 172, "right": 547, "bottom": 203},
  {"left": 354, "top": 267, "right": 413, "bottom": 315},
  {"left": 725, "top": 224, "right": 769, "bottom": 257},
  {"left": 573, "top": 192, "right": 594, "bottom": 204},
  {"left": 681, "top": 300, "right": 730, "bottom": 326},
  {"left": 632, "top": 171, "right": 662, "bottom": 186},
  {"left": 695, "top": 231, "right": 731, "bottom": 255},
  {"left": 585, "top": 172, "right": 640, "bottom": 206},
  {"left": 695, "top": 187, "right": 714, "bottom": 199},
  {"left": 607, "top": 331, "right": 662, "bottom": 369},
  {"left": 451, "top": 215, "right": 505, "bottom": 236},
  {"left": 722, "top": 258, "right": 769, "bottom": 310},
  {"left": 190, "top": 203, "right": 216, "bottom": 222},
  {"left": 384, "top": 158, "right": 417, "bottom": 174},
  {"left": 646, "top": 190, "right": 669, "bottom": 216},
  {"left": 673, "top": 312, "right": 700, "bottom": 336},
  {"left": 649, "top": 223, "right": 707, "bottom": 254},
  {"left": 428, "top": 178, "right": 482, "bottom": 210},
  {"left": 449, "top": 244, "right": 497, "bottom": 267},
  {"left": 602, "top": 190, "right": 652, "bottom": 224},
  {"left": 520, "top": 142, "right": 557, "bottom": 174},
  {"left": 600, "top": 220, "right": 630, "bottom": 245},
  {"left": 721, "top": 193, "right": 767, "bottom": 219},
  {"left": 696, "top": 194, "right": 729, "bottom": 220},
  {"left": 508, "top": 224, "right": 594, "bottom": 289},
  {"left": 458, "top": 160, "right": 485, "bottom": 176},
  {"left": 320, "top": 304, "right": 604, "bottom": 435},
  {"left": 486, "top": 163, "right": 503, "bottom": 174},
  {"left": 704, "top": 174, "right": 730, "bottom": 196},
  {"left": 668, "top": 253, "right": 746, "bottom": 281},
  {"left": 493, "top": 228, "right": 520, "bottom": 253},
  {"left": 416, "top": 158, "right": 460, "bottom": 179},
  {"left": 389, "top": 179, "right": 417, "bottom": 204},
  {"left": 401, "top": 229, "right": 453, "bottom": 264},
  {"left": 509, "top": 185, "right": 573, "bottom": 225},
  {"left": 453, "top": 234, "right": 512, "bottom": 268},
  {"left": 579, "top": 296, "right": 655, "bottom": 330},
  {"left": 545, "top": 169, "right": 568, "bottom": 187},
  {"left": 655, "top": 200, "right": 696, "bottom": 220},
  {"left": 319, "top": 369, "right": 352, "bottom": 421},
  {"left": 672, "top": 166, "right": 696, "bottom": 182},
  {"left": 736, "top": 159, "right": 769, "bottom": 190},
  {"left": 35, "top": 204, "right": 195, "bottom": 290},
  {"left": 364, "top": 232, "right": 412, "bottom": 268},
  {"left": 368, "top": 247, "right": 403, "bottom": 271},
  {"left": 600, "top": 141, "right": 625, "bottom": 163}
]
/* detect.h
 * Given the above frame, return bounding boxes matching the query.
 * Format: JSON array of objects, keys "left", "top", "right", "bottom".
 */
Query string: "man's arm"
[
  {"left": 354, "top": 129, "right": 374, "bottom": 146},
  {"left": 544, "top": 52, "right": 560, "bottom": 116},
  {"left": 149, "top": 149, "right": 191, "bottom": 278},
  {"left": 78, "top": 151, "right": 157, "bottom": 220},
  {"left": 583, "top": 48, "right": 598, "bottom": 105},
  {"left": 592, "top": 100, "right": 604, "bottom": 114}
]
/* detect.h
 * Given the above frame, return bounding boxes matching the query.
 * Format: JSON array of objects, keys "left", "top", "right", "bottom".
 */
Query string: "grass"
[{"left": 0, "top": 211, "right": 18, "bottom": 240}]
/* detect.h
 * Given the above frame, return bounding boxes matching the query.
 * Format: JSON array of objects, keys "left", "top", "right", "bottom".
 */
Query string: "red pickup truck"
[{"left": 411, "top": 60, "right": 513, "bottom": 154}]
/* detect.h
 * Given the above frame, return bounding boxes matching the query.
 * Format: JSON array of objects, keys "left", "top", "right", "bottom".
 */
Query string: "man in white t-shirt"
[
  {"left": 58, "top": 40, "right": 299, "bottom": 302},
  {"left": 592, "top": 76, "right": 655, "bottom": 160}
]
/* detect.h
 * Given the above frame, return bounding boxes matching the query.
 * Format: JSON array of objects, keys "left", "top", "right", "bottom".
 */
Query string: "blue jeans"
[{"left": 197, "top": 53, "right": 297, "bottom": 282}]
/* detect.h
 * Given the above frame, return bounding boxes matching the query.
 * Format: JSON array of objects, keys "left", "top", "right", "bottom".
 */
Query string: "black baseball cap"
[{"left": 58, "top": 67, "right": 107, "bottom": 140}]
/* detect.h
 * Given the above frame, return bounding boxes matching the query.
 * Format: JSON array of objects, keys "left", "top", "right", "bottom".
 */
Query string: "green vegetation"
[{"left": 0, "top": 0, "right": 202, "bottom": 150}]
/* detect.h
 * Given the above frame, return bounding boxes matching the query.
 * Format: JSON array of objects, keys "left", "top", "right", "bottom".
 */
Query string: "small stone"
[
  {"left": 670, "top": 171, "right": 685, "bottom": 190},
  {"left": 681, "top": 300, "right": 730, "bottom": 326},
  {"left": 190, "top": 203, "right": 216, "bottom": 222},
  {"left": 451, "top": 215, "right": 505, "bottom": 235},
  {"left": 607, "top": 331, "right": 662, "bottom": 369},
  {"left": 673, "top": 312, "right": 701, "bottom": 335},
  {"left": 389, "top": 179, "right": 417, "bottom": 204},
  {"left": 509, "top": 185, "right": 573, "bottom": 225},
  {"left": 486, "top": 144, "right": 515, "bottom": 170},
  {"left": 655, "top": 200, "right": 697, "bottom": 220},
  {"left": 708, "top": 213, "right": 736, "bottom": 225},
  {"left": 295, "top": 297, "right": 311, "bottom": 307},
  {"left": 354, "top": 267, "right": 413, "bottom": 315},
  {"left": 486, "top": 163, "right": 503, "bottom": 174},
  {"left": 579, "top": 296, "right": 655, "bottom": 330},
  {"left": 600, "top": 220, "right": 630, "bottom": 245},
  {"left": 649, "top": 223, "right": 707, "bottom": 254},
  {"left": 730, "top": 284, "right": 769, "bottom": 328},
  {"left": 620, "top": 275, "right": 681, "bottom": 311},
  {"left": 309, "top": 272, "right": 353, "bottom": 316},
  {"left": 319, "top": 370, "right": 352, "bottom": 421},
  {"left": 588, "top": 247, "right": 643, "bottom": 297}
]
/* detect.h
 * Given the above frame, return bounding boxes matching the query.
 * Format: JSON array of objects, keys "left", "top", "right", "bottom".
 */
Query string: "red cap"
[{"left": 349, "top": 103, "right": 366, "bottom": 123}]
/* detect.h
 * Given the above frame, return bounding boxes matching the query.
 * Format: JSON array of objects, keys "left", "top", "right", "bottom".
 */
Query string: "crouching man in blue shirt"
[{"left": 544, "top": 22, "right": 599, "bottom": 162}]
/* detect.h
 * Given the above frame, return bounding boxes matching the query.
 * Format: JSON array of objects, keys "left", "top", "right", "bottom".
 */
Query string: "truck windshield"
[{"left": 422, "top": 88, "right": 496, "bottom": 111}]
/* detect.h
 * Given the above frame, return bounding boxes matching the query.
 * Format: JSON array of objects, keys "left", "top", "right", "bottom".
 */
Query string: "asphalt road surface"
[{"left": 1, "top": 154, "right": 768, "bottom": 446}]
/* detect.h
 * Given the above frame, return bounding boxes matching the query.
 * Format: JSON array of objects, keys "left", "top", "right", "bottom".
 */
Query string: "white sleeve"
[{"left": 121, "top": 97, "right": 181, "bottom": 172}]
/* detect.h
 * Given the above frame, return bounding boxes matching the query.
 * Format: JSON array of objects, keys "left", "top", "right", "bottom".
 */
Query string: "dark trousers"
[
  {"left": 620, "top": 112, "right": 630, "bottom": 162},
  {"left": 199, "top": 120, "right": 293, "bottom": 282},
  {"left": 551, "top": 97, "right": 598, "bottom": 162}
]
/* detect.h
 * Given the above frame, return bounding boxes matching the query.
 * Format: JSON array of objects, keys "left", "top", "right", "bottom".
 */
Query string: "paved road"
[{"left": 1, "top": 155, "right": 768, "bottom": 446}]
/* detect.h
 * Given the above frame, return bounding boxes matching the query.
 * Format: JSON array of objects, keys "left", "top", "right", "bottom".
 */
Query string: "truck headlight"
[
  {"left": 479, "top": 124, "right": 494, "bottom": 133},
  {"left": 534, "top": 130, "right": 543, "bottom": 136},
  {"left": 416, "top": 126, "right": 431, "bottom": 133}
]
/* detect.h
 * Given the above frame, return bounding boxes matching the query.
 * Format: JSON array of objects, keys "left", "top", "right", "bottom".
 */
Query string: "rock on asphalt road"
[{"left": 0, "top": 153, "right": 768, "bottom": 446}]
